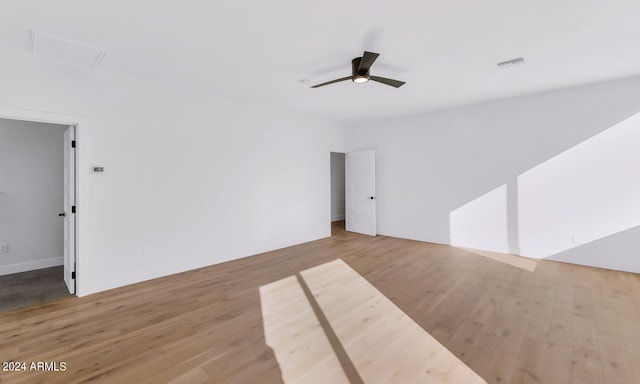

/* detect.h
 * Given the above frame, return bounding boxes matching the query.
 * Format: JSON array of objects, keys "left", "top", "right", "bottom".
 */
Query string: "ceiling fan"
[{"left": 311, "top": 51, "right": 406, "bottom": 88}]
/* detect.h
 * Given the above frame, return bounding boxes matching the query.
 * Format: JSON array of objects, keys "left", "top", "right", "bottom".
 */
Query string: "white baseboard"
[
  {"left": 331, "top": 214, "right": 345, "bottom": 222},
  {"left": 0, "top": 257, "right": 64, "bottom": 276}
]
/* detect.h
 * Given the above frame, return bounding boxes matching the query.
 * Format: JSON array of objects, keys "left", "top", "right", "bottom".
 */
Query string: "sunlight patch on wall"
[
  {"left": 450, "top": 185, "right": 509, "bottom": 254},
  {"left": 518, "top": 112, "right": 640, "bottom": 258}
]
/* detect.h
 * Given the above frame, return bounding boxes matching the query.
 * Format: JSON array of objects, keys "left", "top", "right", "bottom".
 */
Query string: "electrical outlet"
[
  {"left": 143, "top": 246, "right": 151, "bottom": 257},
  {"left": 0, "top": 243, "right": 8, "bottom": 253}
]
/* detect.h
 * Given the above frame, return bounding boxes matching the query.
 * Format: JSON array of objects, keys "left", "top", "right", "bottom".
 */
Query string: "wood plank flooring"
[
  {"left": 1, "top": 221, "right": 640, "bottom": 383},
  {"left": 298, "top": 258, "right": 486, "bottom": 383}
]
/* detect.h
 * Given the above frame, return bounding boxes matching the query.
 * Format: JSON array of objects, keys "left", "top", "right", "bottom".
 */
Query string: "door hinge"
[
  {"left": 71, "top": 271, "right": 76, "bottom": 279},
  {"left": 71, "top": 140, "right": 76, "bottom": 148},
  {"left": 71, "top": 205, "right": 76, "bottom": 214}
]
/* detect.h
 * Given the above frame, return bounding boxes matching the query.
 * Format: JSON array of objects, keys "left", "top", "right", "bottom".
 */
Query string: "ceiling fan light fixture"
[{"left": 353, "top": 76, "right": 369, "bottom": 83}]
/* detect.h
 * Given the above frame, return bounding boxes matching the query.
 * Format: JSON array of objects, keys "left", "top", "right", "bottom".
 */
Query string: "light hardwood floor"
[{"left": 1, "top": 221, "right": 639, "bottom": 383}]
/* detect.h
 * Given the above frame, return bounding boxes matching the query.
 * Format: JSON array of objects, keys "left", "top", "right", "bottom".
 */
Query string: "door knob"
[
  {"left": 369, "top": 196, "right": 375, "bottom": 200},
  {"left": 58, "top": 212, "right": 66, "bottom": 217}
]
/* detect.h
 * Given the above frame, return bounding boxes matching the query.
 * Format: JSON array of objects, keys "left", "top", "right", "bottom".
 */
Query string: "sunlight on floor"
[
  {"left": 260, "top": 259, "right": 487, "bottom": 384},
  {"left": 259, "top": 275, "right": 350, "bottom": 383}
]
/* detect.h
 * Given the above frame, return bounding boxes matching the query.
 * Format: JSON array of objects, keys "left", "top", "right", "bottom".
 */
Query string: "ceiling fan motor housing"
[{"left": 352, "top": 57, "right": 370, "bottom": 82}]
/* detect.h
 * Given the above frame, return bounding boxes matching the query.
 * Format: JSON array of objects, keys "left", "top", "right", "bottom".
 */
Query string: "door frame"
[
  {"left": 0, "top": 106, "right": 87, "bottom": 296},
  {"left": 329, "top": 149, "right": 348, "bottom": 235},
  {"left": 329, "top": 151, "right": 347, "bottom": 223}
]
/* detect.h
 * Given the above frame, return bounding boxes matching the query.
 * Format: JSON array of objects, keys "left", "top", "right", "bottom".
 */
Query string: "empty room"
[{"left": 1, "top": 1, "right": 640, "bottom": 383}]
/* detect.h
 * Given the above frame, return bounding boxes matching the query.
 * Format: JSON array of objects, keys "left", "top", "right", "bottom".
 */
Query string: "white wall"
[
  {"left": 346, "top": 75, "right": 640, "bottom": 273},
  {"left": 330, "top": 152, "right": 345, "bottom": 221},
  {"left": 0, "top": 48, "right": 344, "bottom": 295},
  {"left": 0, "top": 119, "right": 67, "bottom": 275}
]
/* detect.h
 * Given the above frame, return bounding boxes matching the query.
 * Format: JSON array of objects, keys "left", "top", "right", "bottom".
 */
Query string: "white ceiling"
[{"left": 2, "top": 0, "right": 640, "bottom": 124}]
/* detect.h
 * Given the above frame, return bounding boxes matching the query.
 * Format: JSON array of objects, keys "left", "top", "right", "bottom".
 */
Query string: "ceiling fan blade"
[
  {"left": 310, "top": 76, "right": 352, "bottom": 88},
  {"left": 358, "top": 51, "right": 380, "bottom": 72},
  {"left": 370, "top": 76, "right": 406, "bottom": 88}
]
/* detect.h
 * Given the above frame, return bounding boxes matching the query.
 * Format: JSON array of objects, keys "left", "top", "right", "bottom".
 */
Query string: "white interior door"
[
  {"left": 63, "top": 126, "right": 76, "bottom": 294},
  {"left": 346, "top": 150, "right": 376, "bottom": 236}
]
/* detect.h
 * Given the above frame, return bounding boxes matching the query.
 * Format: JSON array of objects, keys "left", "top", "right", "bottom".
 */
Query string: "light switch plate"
[{"left": 91, "top": 189, "right": 105, "bottom": 199}]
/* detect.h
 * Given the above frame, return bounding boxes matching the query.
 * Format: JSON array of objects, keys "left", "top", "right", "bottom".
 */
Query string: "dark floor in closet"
[{"left": 0, "top": 266, "right": 70, "bottom": 312}]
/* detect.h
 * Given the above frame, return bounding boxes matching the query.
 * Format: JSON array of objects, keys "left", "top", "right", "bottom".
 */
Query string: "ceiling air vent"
[
  {"left": 497, "top": 57, "right": 525, "bottom": 68},
  {"left": 31, "top": 30, "right": 107, "bottom": 66}
]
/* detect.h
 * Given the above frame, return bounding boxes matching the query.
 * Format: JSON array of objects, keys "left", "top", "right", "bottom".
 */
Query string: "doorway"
[
  {"left": 330, "top": 150, "right": 378, "bottom": 237},
  {"left": 0, "top": 117, "right": 77, "bottom": 310},
  {"left": 330, "top": 152, "right": 346, "bottom": 234}
]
